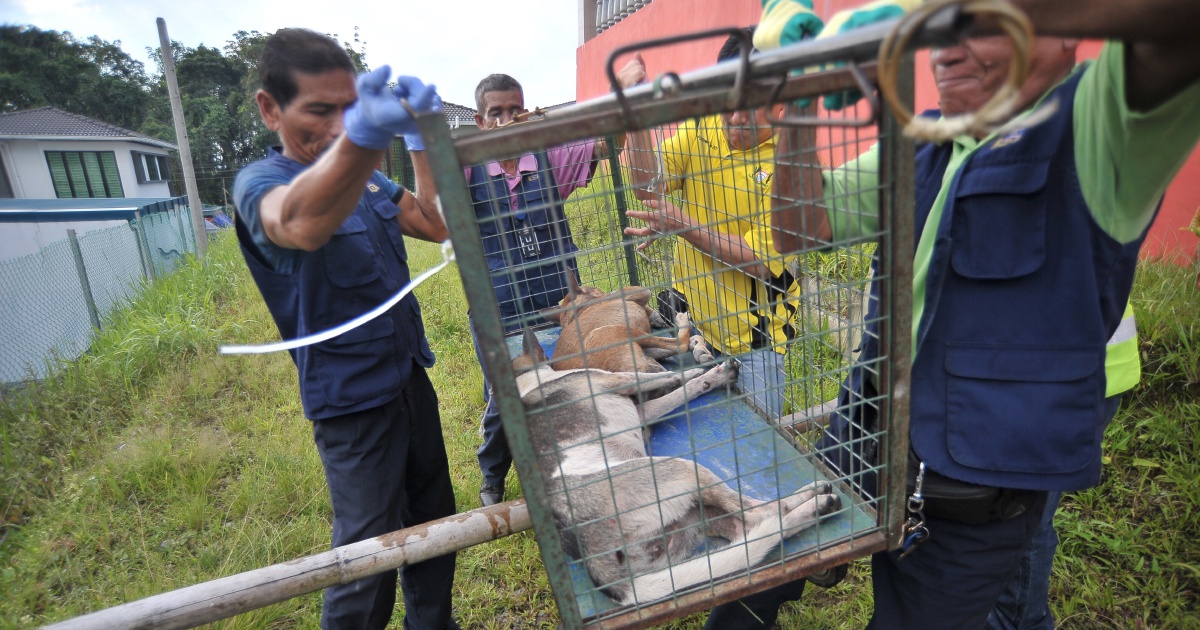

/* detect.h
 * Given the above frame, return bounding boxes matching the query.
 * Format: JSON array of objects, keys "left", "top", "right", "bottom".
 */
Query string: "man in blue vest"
[
  {"left": 709, "top": 1, "right": 1200, "bottom": 628},
  {"left": 467, "top": 67, "right": 644, "bottom": 507},
  {"left": 232, "top": 29, "right": 459, "bottom": 630}
]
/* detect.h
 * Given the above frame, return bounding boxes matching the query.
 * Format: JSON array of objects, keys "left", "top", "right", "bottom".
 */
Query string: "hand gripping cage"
[{"left": 417, "top": 15, "right": 965, "bottom": 628}]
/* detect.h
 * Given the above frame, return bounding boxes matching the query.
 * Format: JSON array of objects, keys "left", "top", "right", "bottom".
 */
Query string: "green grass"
[{"left": 1, "top": 232, "right": 1197, "bottom": 628}]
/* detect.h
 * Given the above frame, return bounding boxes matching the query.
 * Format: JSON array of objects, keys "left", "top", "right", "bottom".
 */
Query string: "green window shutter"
[
  {"left": 99, "top": 152, "right": 123, "bottom": 198},
  {"left": 64, "top": 152, "right": 88, "bottom": 198},
  {"left": 82, "top": 152, "right": 105, "bottom": 197},
  {"left": 45, "top": 151, "right": 74, "bottom": 198}
]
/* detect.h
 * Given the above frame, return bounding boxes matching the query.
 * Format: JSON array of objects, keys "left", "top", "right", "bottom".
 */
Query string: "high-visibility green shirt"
[{"left": 823, "top": 42, "right": 1200, "bottom": 390}]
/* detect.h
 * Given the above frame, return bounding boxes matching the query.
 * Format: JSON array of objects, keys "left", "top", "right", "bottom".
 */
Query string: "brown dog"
[{"left": 543, "top": 275, "right": 712, "bottom": 373}]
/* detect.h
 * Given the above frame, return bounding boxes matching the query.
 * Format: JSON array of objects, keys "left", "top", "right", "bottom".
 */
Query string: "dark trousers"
[
  {"left": 470, "top": 315, "right": 512, "bottom": 490},
  {"left": 867, "top": 492, "right": 1048, "bottom": 629},
  {"left": 312, "top": 365, "right": 458, "bottom": 630}
]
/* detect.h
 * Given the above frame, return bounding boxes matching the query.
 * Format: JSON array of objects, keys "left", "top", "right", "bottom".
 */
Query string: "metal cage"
[{"left": 417, "top": 21, "right": 949, "bottom": 628}]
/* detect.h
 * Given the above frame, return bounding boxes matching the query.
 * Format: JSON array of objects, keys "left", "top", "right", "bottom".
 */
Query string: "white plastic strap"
[{"left": 220, "top": 240, "right": 456, "bottom": 355}]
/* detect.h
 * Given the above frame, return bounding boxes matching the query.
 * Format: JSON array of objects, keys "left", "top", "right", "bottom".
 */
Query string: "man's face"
[
  {"left": 931, "top": 36, "right": 1075, "bottom": 117},
  {"left": 257, "top": 68, "right": 357, "bottom": 164},
  {"left": 720, "top": 107, "right": 776, "bottom": 152},
  {"left": 475, "top": 89, "right": 525, "bottom": 130}
]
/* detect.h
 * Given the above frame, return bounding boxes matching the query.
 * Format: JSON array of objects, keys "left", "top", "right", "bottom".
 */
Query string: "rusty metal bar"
[
  {"left": 587, "top": 532, "right": 888, "bottom": 629},
  {"left": 42, "top": 502, "right": 532, "bottom": 630},
  {"left": 877, "top": 54, "right": 916, "bottom": 549}
]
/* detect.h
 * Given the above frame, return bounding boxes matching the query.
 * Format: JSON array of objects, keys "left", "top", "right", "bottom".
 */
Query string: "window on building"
[
  {"left": 132, "top": 151, "right": 172, "bottom": 184},
  {"left": 0, "top": 158, "right": 13, "bottom": 198},
  {"left": 44, "top": 150, "right": 124, "bottom": 199}
]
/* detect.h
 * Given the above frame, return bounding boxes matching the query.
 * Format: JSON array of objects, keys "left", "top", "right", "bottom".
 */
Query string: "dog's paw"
[
  {"left": 796, "top": 481, "right": 833, "bottom": 498},
  {"left": 674, "top": 312, "right": 691, "bottom": 329},
  {"left": 781, "top": 493, "right": 842, "bottom": 537},
  {"left": 649, "top": 309, "right": 671, "bottom": 330},
  {"left": 719, "top": 359, "right": 741, "bottom": 382},
  {"left": 689, "top": 335, "right": 715, "bottom": 364},
  {"left": 815, "top": 492, "right": 842, "bottom": 518}
]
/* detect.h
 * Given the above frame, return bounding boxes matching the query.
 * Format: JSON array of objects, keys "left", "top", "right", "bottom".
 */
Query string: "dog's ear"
[
  {"left": 523, "top": 327, "right": 549, "bottom": 364},
  {"left": 513, "top": 327, "right": 548, "bottom": 375},
  {"left": 566, "top": 270, "right": 582, "bottom": 298}
]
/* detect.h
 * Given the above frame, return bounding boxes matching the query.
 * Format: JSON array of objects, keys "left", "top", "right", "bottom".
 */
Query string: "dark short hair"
[
  {"left": 474, "top": 74, "right": 523, "bottom": 112},
  {"left": 259, "top": 28, "right": 355, "bottom": 110},
  {"left": 717, "top": 27, "right": 758, "bottom": 63}
]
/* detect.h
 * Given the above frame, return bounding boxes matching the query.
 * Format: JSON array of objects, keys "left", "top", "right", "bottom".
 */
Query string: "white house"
[
  {"left": 0, "top": 107, "right": 181, "bottom": 260},
  {"left": 0, "top": 106, "right": 177, "bottom": 201}
]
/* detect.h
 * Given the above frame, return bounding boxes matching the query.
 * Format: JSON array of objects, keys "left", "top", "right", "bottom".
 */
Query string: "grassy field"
[{"left": 1, "top": 229, "right": 1197, "bottom": 629}]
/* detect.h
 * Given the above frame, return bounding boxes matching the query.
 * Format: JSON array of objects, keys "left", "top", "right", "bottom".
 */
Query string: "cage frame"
[{"left": 416, "top": 20, "right": 944, "bottom": 627}]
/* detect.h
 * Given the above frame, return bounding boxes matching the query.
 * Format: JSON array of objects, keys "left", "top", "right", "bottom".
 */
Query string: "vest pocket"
[
  {"left": 324, "top": 216, "right": 381, "bottom": 288},
  {"left": 950, "top": 161, "right": 1049, "bottom": 280},
  {"left": 313, "top": 316, "right": 399, "bottom": 406},
  {"left": 943, "top": 343, "right": 1103, "bottom": 475}
]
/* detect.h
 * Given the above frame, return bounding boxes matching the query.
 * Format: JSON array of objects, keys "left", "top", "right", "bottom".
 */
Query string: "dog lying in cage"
[
  {"left": 542, "top": 276, "right": 713, "bottom": 374},
  {"left": 512, "top": 328, "right": 841, "bottom": 605}
]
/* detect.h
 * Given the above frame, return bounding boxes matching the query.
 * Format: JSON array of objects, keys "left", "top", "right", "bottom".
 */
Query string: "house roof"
[
  {"left": 0, "top": 107, "right": 177, "bottom": 151},
  {"left": 442, "top": 100, "right": 477, "bottom": 121}
]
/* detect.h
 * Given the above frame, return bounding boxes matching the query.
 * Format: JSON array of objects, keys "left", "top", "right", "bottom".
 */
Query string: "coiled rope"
[{"left": 876, "top": 0, "right": 1049, "bottom": 141}]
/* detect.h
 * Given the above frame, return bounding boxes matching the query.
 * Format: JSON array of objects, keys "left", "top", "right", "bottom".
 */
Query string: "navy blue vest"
[
  {"left": 468, "top": 151, "right": 580, "bottom": 329},
  {"left": 824, "top": 67, "right": 1151, "bottom": 492},
  {"left": 237, "top": 161, "right": 434, "bottom": 420}
]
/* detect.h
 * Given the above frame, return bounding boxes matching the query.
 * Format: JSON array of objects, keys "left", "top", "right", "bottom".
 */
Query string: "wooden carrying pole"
[
  {"left": 156, "top": 18, "right": 208, "bottom": 259},
  {"left": 43, "top": 502, "right": 531, "bottom": 629}
]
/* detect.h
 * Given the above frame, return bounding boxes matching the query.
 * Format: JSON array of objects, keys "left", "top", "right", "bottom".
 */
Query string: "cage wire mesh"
[{"left": 423, "top": 30, "right": 915, "bottom": 628}]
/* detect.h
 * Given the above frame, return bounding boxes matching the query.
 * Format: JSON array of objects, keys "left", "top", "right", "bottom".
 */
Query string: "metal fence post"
[
  {"left": 605, "top": 134, "right": 640, "bottom": 286},
  {"left": 132, "top": 211, "right": 156, "bottom": 280},
  {"left": 67, "top": 229, "right": 102, "bottom": 332}
]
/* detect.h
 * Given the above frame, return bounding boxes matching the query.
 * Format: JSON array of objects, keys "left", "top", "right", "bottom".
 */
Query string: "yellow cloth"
[{"left": 658, "top": 116, "right": 798, "bottom": 356}]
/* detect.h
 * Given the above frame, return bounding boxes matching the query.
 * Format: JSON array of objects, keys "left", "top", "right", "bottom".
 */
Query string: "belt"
[{"left": 905, "top": 450, "right": 1040, "bottom": 526}]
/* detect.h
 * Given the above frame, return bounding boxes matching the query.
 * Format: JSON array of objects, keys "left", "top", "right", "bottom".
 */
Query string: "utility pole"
[{"left": 157, "top": 17, "right": 208, "bottom": 259}]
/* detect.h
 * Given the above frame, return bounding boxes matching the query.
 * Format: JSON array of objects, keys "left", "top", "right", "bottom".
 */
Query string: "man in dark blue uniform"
[
  {"left": 231, "top": 28, "right": 458, "bottom": 630},
  {"left": 707, "top": 1, "right": 1200, "bottom": 628}
]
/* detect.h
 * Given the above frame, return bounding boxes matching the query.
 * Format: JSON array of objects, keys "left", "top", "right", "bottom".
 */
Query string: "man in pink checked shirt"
[{"left": 465, "top": 65, "right": 645, "bottom": 508}]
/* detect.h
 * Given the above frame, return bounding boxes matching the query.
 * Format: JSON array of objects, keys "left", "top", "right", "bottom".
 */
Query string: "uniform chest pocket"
[
  {"left": 369, "top": 193, "right": 408, "bottom": 262},
  {"left": 950, "top": 160, "right": 1050, "bottom": 280},
  {"left": 324, "top": 215, "right": 381, "bottom": 288}
]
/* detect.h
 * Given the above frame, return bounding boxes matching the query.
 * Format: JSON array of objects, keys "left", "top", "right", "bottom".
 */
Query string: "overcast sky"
[{"left": 1, "top": 0, "right": 583, "bottom": 110}]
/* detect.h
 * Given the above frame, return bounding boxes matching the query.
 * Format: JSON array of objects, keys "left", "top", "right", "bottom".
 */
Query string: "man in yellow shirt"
[{"left": 624, "top": 30, "right": 798, "bottom": 419}]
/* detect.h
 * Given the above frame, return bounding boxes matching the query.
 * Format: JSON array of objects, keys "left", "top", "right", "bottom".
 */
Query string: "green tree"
[{"left": 0, "top": 25, "right": 150, "bottom": 130}]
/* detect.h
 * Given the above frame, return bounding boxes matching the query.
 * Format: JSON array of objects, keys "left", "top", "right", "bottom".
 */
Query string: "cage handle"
[
  {"left": 765, "top": 62, "right": 881, "bottom": 128},
  {"left": 605, "top": 27, "right": 754, "bottom": 127}
]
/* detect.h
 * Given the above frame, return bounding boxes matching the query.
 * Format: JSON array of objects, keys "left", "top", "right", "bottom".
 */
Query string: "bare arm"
[
  {"left": 625, "top": 199, "right": 774, "bottom": 279},
  {"left": 999, "top": 1, "right": 1200, "bottom": 110},
  {"left": 396, "top": 150, "right": 448, "bottom": 242},
  {"left": 258, "top": 136, "right": 384, "bottom": 251},
  {"left": 771, "top": 109, "right": 830, "bottom": 254}
]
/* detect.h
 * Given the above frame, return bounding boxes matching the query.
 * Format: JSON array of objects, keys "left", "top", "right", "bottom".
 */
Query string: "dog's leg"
[
  {"left": 636, "top": 360, "right": 739, "bottom": 423},
  {"left": 593, "top": 368, "right": 706, "bottom": 397}
]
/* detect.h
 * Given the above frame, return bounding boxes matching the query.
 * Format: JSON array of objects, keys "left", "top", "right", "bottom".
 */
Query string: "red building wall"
[{"left": 576, "top": 1, "right": 1199, "bottom": 262}]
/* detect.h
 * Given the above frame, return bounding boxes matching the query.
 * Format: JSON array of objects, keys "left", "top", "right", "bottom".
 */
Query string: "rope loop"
[{"left": 877, "top": 0, "right": 1036, "bottom": 141}]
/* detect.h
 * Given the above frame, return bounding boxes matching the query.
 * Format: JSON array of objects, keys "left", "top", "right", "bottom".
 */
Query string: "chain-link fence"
[{"left": 0, "top": 197, "right": 198, "bottom": 383}]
